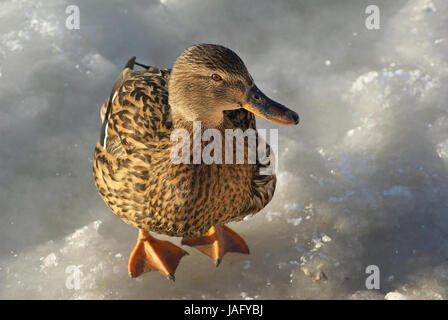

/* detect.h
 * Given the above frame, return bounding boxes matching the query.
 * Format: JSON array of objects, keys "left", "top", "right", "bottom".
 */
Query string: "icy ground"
[{"left": 1, "top": 0, "right": 448, "bottom": 299}]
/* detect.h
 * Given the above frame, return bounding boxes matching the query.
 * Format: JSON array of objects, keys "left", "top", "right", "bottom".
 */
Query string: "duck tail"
[
  {"left": 124, "top": 56, "right": 151, "bottom": 70},
  {"left": 124, "top": 56, "right": 136, "bottom": 69},
  {"left": 134, "top": 60, "right": 151, "bottom": 70}
]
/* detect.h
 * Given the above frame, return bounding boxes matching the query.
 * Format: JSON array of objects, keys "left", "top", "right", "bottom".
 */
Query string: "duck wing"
[{"left": 99, "top": 58, "right": 172, "bottom": 158}]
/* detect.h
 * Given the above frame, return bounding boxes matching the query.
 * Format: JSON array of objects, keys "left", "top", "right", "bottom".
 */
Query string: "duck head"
[{"left": 168, "top": 44, "right": 299, "bottom": 128}]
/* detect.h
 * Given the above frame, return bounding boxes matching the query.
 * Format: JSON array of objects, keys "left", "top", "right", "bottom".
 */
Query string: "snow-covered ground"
[{"left": 1, "top": 0, "right": 448, "bottom": 299}]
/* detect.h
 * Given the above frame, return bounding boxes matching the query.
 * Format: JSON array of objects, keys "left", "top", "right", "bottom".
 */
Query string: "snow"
[{"left": 1, "top": 0, "right": 448, "bottom": 300}]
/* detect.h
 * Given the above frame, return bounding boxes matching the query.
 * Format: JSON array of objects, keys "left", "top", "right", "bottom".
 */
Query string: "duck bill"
[{"left": 242, "top": 85, "right": 299, "bottom": 125}]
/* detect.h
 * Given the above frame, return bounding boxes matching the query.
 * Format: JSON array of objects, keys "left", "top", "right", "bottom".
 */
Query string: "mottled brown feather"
[{"left": 93, "top": 61, "right": 276, "bottom": 238}]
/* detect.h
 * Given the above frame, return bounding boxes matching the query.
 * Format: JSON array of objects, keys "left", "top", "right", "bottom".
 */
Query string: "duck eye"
[{"left": 211, "top": 73, "right": 222, "bottom": 81}]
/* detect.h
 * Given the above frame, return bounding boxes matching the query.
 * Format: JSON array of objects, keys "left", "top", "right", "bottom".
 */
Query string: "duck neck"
[
  {"left": 172, "top": 114, "right": 233, "bottom": 134},
  {"left": 170, "top": 104, "right": 225, "bottom": 130}
]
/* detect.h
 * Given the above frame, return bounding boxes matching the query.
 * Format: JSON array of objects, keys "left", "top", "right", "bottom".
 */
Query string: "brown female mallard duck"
[{"left": 93, "top": 44, "right": 299, "bottom": 280}]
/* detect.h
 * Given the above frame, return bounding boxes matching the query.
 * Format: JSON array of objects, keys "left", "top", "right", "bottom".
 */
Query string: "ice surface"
[{"left": 1, "top": 0, "right": 448, "bottom": 299}]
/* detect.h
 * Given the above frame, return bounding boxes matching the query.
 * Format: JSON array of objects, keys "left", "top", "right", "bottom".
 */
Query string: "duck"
[{"left": 93, "top": 44, "right": 299, "bottom": 280}]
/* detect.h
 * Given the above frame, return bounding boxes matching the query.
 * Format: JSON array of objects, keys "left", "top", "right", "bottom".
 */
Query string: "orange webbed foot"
[
  {"left": 128, "top": 229, "right": 188, "bottom": 280},
  {"left": 181, "top": 225, "right": 249, "bottom": 266}
]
